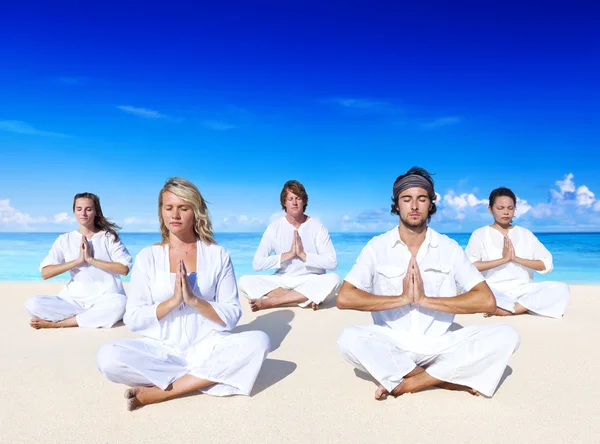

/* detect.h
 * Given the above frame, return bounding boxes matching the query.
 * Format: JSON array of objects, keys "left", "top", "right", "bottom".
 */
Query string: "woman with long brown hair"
[
  {"left": 25, "top": 193, "right": 132, "bottom": 328},
  {"left": 97, "top": 178, "right": 270, "bottom": 411}
]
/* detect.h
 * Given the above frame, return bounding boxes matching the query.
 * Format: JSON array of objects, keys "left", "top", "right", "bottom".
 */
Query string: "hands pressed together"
[
  {"left": 284, "top": 230, "right": 306, "bottom": 262},
  {"left": 172, "top": 259, "right": 196, "bottom": 307},
  {"left": 78, "top": 234, "right": 94, "bottom": 266},
  {"left": 402, "top": 257, "right": 426, "bottom": 307},
  {"left": 501, "top": 235, "right": 517, "bottom": 264}
]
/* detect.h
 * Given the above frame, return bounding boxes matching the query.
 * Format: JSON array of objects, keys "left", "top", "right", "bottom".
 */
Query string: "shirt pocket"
[
  {"left": 422, "top": 264, "right": 453, "bottom": 296},
  {"left": 374, "top": 266, "right": 406, "bottom": 295}
]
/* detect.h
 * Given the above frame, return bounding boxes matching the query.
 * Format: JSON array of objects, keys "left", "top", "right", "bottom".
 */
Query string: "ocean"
[{"left": 0, "top": 232, "right": 599, "bottom": 284}]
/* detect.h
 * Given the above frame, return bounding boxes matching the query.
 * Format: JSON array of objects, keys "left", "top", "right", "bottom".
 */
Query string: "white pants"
[
  {"left": 337, "top": 324, "right": 520, "bottom": 397},
  {"left": 97, "top": 330, "right": 270, "bottom": 396},
  {"left": 238, "top": 273, "right": 340, "bottom": 307},
  {"left": 492, "top": 281, "right": 570, "bottom": 318},
  {"left": 24, "top": 294, "right": 126, "bottom": 328}
]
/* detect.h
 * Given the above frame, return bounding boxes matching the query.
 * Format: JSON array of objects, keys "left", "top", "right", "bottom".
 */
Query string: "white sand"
[{"left": 2, "top": 283, "right": 599, "bottom": 444}]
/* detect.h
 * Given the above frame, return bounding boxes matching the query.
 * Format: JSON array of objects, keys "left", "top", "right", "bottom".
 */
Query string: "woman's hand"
[{"left": 180, "top": 260, "right": 196, "bottom": 306}]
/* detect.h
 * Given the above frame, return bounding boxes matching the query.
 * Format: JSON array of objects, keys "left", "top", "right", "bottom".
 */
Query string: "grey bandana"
[{"left": 393, "top": 175, "right": 434, "bottom": 200}]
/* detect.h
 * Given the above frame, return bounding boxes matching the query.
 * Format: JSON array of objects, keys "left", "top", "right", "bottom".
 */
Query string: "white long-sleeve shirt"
[
  {"left": 40, "top": 230, "right": 132, "bottom": 304},
  {"left": 252, "top": 216, "right": 337, "bottom": 277},
  {"left": 465, "top": 225, "right": 553, "bottom": 293},
  {"left": 123, "top": 241, "right": 242, "bottom": 352}
]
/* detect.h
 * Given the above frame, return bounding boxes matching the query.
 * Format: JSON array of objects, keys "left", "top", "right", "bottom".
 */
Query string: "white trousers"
[
  {"left": 492, "top": 281, "right": 570, "bottom": 318},
  {"left": 337, "top": 324, "right": 520, "bottom": 397},
  {"left": 238, "top": 273, "right": 340, "bottom": 307},
  {"left": 24, "top": 294, "right": 126, "bottom": 328},
  {"left": 97, "top": 330, "right": 270, "bottom": 396}
]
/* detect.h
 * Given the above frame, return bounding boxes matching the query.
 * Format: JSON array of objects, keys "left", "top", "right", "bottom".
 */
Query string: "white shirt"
[
  {"left": 123, "top": 241, "right": 242, "bottom": 352},
  {"left": 252, "top": 216, "right": 337, "bottom": 277},
  {"left": 345, "top": 227, "right": 484, "bottom": 337},
  {"left": 40, "top": 231, "right": 132, "bottom": 303},
  {"left": 465, "top": 225, "right": 553, "bottom": 293}
]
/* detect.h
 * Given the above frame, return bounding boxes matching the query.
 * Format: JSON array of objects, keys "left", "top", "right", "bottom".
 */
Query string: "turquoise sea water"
[{"left": 0, "top": 232, "right": 599, "bottom": 283}]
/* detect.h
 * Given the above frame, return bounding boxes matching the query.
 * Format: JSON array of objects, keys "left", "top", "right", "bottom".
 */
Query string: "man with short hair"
[
  {"left": 238, "top": 180, "right": 340, "bottom": 311},
  {"left": 337, "top": 167, "right": 520, "bottom": 399}
]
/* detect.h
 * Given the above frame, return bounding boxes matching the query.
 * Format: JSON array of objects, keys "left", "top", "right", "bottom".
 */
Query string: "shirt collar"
[{"left": 389, "top": 226, "right": 439, "bottom": 248}]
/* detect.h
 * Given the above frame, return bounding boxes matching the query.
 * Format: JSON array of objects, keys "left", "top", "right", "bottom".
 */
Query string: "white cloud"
[
  {"left": 54, "top": 212, "right": 75, "bottom": 224},
  {"left": 0, "top": 120, "right": 69, "bottom": 137},
  {"left": 443, "top": 191, "right": 487, "bottom": 210},
  {"left": 201, "top": 120, "right": 237, "bottom": 131},
  {"left": 576, "top": 185, "right": 595, "bottom": 207},
  {"left": 117, "top": 106, "right": 169, "bottom": 119},
  {"left": 514, "top": 197, "right": 531, "bottom": 219},
  {"left": 421, "top": 116, "right": 461, "bottom": 129},
  {"left": 0, "top": 200, "right": 46, "bottom": 226}
]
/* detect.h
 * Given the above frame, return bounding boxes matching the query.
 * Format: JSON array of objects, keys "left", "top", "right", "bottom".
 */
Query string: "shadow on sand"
[
  {"left": 232, "top": 309, "right": 294, "bottom": 352},
  {"left": 251, "top": 358, "right": 297, "bottom": 396}
]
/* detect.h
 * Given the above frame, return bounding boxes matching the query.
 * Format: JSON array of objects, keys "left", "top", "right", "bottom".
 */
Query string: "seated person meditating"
[
  {"left": 25, "top": 192, "right": 131, "bottom": 329},
  {"left": 465, "top": 187, "right": 570, "bottom": 318},
  {"left": 96, "top": 178, "right": 270, "bottom": 411},
  {"left": 336, "top": 167, "right": 520, "bottom": 400},
  {"left": 238, "top": 180, "right": 340, "bottom": 311}
]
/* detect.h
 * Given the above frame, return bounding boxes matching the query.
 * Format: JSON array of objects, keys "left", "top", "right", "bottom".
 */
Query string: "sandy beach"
[{"left": 2, "top": 282, "right": 599, "bottom": 444}]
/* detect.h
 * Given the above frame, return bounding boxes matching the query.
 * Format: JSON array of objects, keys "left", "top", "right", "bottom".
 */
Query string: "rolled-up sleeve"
[
  {"left": 207, "top": 251, "right": 242, "bottom": 331},
  {"left": 107, "top": 234, "right": 133, "bottom": 270},
  {"left": 453, "top": 247, "right": 485, "bottom": 293},
  {"left": 123, "top": 252, "right": 162, "bottom": 340},
  {"left": 39, "top": 236, "right": 66, "bottom": 271}
]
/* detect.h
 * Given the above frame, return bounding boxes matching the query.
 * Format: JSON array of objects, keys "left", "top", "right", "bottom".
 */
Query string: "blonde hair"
[{"left": 158, "top": 177, "right": 216, "bottom": 245}]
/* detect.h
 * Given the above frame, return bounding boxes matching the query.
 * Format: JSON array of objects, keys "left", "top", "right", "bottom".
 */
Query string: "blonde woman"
[
  {"left": 25, "top": 193, "right": 131, "bottom": 329},
  {"left": 97, "top": 178, "right": 270, "bottom": 410}
]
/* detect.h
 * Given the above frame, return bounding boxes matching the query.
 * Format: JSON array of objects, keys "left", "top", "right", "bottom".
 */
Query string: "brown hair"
[
  {"left": 280, "top": 180, "right": 309, "bottom": 212},
  {"left": 72, "top": 193, "right": 121, "bottom": 241},
  {"left": 158, "top": 177, "right": 216, "bottom": 245}
]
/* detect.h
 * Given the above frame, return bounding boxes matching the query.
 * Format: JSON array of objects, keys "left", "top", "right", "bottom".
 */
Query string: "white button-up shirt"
[
  {"left": 252, "top": 216, "right": 337, "bottom": 277},
  {"left": 465, "top": 225, "right": 553, "bottom": 294},
  {"left": 345, "top": 227, "right": 484, "bottom": 336}
]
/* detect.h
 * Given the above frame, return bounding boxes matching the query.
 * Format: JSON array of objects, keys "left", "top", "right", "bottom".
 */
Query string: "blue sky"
[{"left": 1, "top": 1, "right": 599, "bottom": 233}]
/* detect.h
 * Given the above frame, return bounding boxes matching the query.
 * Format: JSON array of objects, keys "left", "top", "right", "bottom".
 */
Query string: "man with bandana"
[{"left": 336, "top": 167, "right": 520, "bottom": 400}]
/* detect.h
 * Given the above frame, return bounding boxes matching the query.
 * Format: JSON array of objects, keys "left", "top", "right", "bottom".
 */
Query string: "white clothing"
[
  {"left": 238, "top": 273, "right": 340, "bottom": 307},
  {"left": 338, "top": 323, "right": 519, "bottom": 397},
  {"left": 25, "top": 293, "right": 126, "bottom": 328},
  {"left": 252, "top": 216, "right": 337, "bottom": 276},
  {"left": 338, "top": 227, "right": 520, "bottom": 396},
  {"left": 345, "top": 227, "right": 485, "bottom": 336},
  {"left": 97, "top": 242, "right": 270, "bottom": 396},
  {"left": 466, "top": 226, "right": 570, "bottom": 318},
  {"left": 26, "top": 230, "right": 131, "bottom": 328},
  {"left": 239, "top": 216, "right": 340, "bottom": 306}
]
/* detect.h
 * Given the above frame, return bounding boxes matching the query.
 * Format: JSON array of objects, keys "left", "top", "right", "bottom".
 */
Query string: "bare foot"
[
  {"left": 124, "top": 387, "right": 144, "bottom": 411},
  {"left": 374, "top": 385, "right": 389, "bottom": 400},
  {"left": 30, "top": 318, "right": 59, "bottom": 329},
  {"left": 311, "top": 302, "right": 319, "bottom": 311},
  {"left": 249, "top": 298, "right": 270, "bottom": 312},
  {"left": 484, "top": 307, "right": 513, "bottom": 318},
  {"left": 437, "top": 381, "right": 480, "bottom": 396}
]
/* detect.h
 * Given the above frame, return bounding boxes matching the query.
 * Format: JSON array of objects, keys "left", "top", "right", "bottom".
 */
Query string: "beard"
[{"left": 400, "top": 213, "right": 427, "bottom": 229}]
